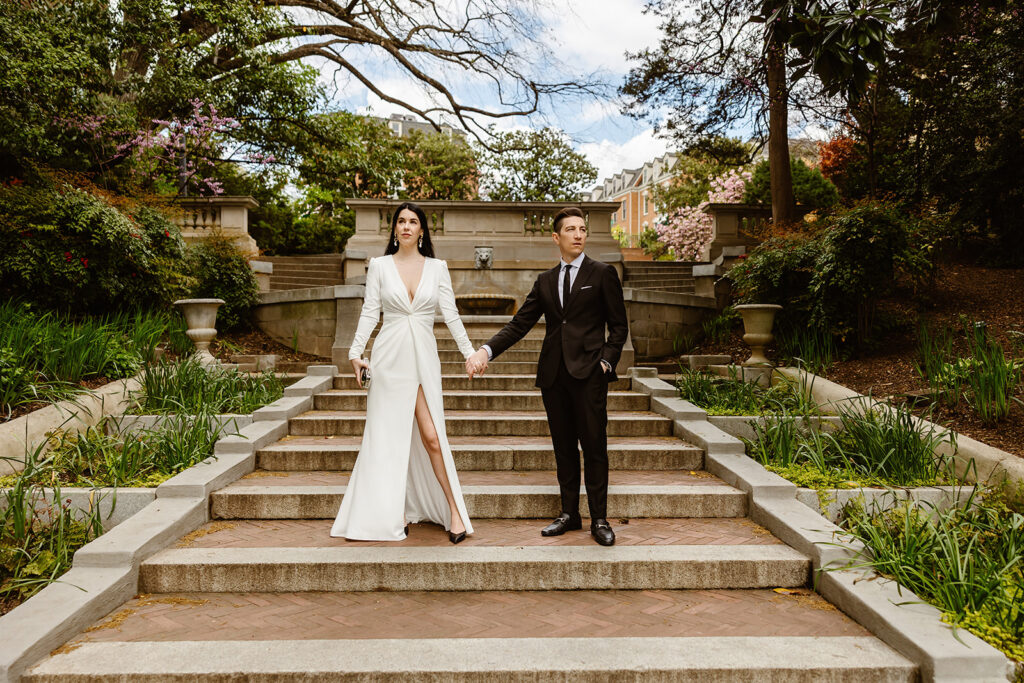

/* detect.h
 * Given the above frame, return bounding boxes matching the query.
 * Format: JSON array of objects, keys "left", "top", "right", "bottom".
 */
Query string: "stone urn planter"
[
  {"left": 173, "top": 298, "right": 225, "bottom": 365},
  {"left": 734, "top": 304, "right": 782, "bottom": 366}
]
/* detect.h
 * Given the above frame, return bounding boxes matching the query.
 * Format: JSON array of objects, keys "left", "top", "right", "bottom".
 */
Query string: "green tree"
[
  {"left": 744, "top": 159, "right": 839, "bottom": 209},
  {"left": 400, "top": 131, "right": 479, "bottom": 201},
  {"left": 477, "top": 128, "right": 597, "bottom": 202},
  {"left": 622, "top": 1, "right": 892, "bottom": 224}
]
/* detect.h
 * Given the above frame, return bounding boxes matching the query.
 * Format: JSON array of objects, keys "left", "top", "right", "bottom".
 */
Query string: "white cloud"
[
  {"left": 539, "top": 0, "right": 661, "bottom": 76},
  {"left": 578, "top": 128, "right": 669, "bottom": 186}
]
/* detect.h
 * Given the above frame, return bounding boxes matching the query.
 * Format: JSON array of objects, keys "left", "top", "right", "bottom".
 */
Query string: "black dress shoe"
[
  {"left": 404, "top": 524, "right": 410, "bottom": 537},
  {"left": 590, "top": 519, "right": 615, "bottom": 546},
  {"left": 449, "top": 530, "right": 467, "bottom": 544},
  {"left": 541, "top": 513, "right": 583, "bottom": 537}
]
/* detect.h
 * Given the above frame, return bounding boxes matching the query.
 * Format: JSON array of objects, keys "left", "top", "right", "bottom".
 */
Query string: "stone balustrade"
[
  {"left": 344, "top": 199, "right": 622, "bottom": 304},
  {"left": 173, "top": 195, "right": 260, "bottom": 256}
]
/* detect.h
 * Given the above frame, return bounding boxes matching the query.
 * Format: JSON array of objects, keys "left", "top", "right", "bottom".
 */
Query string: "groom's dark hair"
[{"left": 552, "top": 206, "right": 585, "bottom": 233}]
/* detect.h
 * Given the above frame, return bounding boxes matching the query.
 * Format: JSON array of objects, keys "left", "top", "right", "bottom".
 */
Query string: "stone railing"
[
  {"left": 173, "top": 195, "right": 260, "bottom": 256},
  {"left": 343, "top": 199, "right": 622, "bottom": 303}
]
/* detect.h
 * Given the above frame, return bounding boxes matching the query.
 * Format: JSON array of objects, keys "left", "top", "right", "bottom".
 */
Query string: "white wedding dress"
[{"left": 330, "top": 255, "right": 476, "bottom": 541}]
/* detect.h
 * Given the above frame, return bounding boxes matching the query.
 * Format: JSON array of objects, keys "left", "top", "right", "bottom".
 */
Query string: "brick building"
[{"left": 586, "top": 153, "right": 679, "bottom": 247}]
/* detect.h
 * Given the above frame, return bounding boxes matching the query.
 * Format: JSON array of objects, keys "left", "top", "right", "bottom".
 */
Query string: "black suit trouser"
[{"left": 540, "top": 357, "right": 609, "bottom": 520}]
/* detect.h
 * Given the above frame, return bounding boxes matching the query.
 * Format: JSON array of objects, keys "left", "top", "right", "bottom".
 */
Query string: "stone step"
[
  {"left": 436, "top": 360, "right": 538, "bottom": 374},
  {"left": 210, "top": 470, "right": 745, "bottom": 519},
  {"left": 624, "top": 277, "right": 696, "bottom": 285},
  {"left": 313, "top": 390, "right": 649, "bottom": 412},
  {"left": 266, "top": 282, "right": 325, "bottom": 291},
  {"left": 435, "top": 348, "right": 539, "bottom": 362},
  {"left": 332, "top": 374, "right": 632, "bottom": 391},
  {"left": 269, "top": 264, "right": 343, "bottom": 276},
  {"left": 268, "top": 275, "right": 343, "bottom": 287},
  {"left": 139, "top": 544, "right": 806, "bottom": 593},
  {"left": 434, "top": 338, "right": 544, "bottom": 351},
  {"left": 627, "top": 285, "right": 696, "bottom": 294},
  {"left": 258, "top": 436, "right": 704, "bottom": 471},
  {"left": 30, "top": 592, "right": 913, "bottom": 681},
  {"left": 288, "top": 410, "right": 673, "bottom": 437},
  {"left": 264, "top": 254, "right": 345, "bottom": 263}
]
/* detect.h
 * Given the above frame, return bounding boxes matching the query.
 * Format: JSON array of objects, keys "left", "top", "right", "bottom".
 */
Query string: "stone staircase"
[
  {"left": 623, "top": 261, "right": 697, "bottom": 294},
  {"left": 26, "top": 320, "right": 916, "bottom": 680},
  {"left": 265, "top": 254, "right": 345, "bottom": 291}
]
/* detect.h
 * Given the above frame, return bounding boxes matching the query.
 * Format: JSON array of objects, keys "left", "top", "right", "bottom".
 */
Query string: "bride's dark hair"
[{"left": 384, "top": 202, "right": 435, "bottom": 258}]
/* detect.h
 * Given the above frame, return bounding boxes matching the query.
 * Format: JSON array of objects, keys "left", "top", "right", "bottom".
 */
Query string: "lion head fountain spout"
[{"left": 455, "top": 246, "right": 517, "bottom": 316}]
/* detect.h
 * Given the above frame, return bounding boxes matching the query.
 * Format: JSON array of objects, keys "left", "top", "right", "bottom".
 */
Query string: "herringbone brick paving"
[
  {"left": 177, "top": 518, "right": 781, "bottom": 548},
  {"left": 72, "top": 589, "right": 866, "bottom": 643},
  {"left": 232, "top": 470, "right": 722, "bottom": 487}
]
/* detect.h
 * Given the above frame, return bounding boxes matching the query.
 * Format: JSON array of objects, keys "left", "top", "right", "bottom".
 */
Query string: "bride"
[{"left": 330, "top": 201, "right": 478, "bottom": 544}]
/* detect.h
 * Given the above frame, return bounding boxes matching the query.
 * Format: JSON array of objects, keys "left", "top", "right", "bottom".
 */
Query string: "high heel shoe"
[
  {"left": 448, "top": 529, "right": 466, "bottom": 544},
  {"left": 404, "top": 524, "right": 410, "bottom": 537}
]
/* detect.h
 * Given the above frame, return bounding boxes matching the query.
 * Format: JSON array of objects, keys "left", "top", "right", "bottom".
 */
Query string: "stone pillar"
[
  {"left": 175, "top": 196, "right": 260, "bottom": 256},
  {"left": 332, "top": 288, "right": 369, "bottom": 370},
  {"left": 342, "top": 249, "right": 369, "bottom": 284},
  {"left": 250, "top": 260, "right": 272, "bottom": 292}
]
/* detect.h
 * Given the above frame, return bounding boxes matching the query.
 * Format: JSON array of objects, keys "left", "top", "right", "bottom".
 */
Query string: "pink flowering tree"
[{"left": 653, "top": 168, "right": 751, "bottom": 261}]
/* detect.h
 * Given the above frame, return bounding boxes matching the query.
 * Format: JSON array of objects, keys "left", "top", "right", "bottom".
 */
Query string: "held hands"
[
  {"left": 466, "top": 348, "right": 489, "bottom": 379},
  {"left": 350, "top": 358, "right": 369, "bottom": 388}
]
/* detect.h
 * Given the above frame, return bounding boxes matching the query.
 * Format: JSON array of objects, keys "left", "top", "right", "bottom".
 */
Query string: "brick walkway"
[
  {"left": 178, "top": 518, "right": 781, "bottom": 549},
  {"left": 234, "top": 470, "right": 723, "bottom": 487},
  {"left": 73, "top": 589, "right": 866, "bottom": 643}
]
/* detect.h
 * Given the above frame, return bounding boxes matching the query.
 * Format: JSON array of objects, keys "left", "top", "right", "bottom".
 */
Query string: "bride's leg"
[{"left": 414, "top": 386, "right": 466, "bottom": 534}]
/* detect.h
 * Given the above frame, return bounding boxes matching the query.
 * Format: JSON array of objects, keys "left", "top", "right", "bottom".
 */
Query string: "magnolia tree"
[{"left": 654, "top": 168, "right": 751, "bottom": 261}]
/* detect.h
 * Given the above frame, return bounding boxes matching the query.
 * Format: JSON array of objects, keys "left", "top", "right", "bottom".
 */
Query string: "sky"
[{"left": 315, "top": 0, "right": 826, "bottom": 190}]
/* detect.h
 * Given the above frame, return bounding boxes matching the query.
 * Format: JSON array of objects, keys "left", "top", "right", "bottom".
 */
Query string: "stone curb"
[
  {"left": 72, "top": 497, "right": 206, "bottom": 569},
  {"left": 252, "top": 396, "right": 313, "bottom": 422},
  {"left": 209, "top": 419, "right": 290, "bottom": 457},
  {"left": 637, "top": 367, "right": 1012, "bottom": 681},
  {"left": 708, "top": 414, "right": 843, "bottom": 442},
  {"left": 105, "top": 413, "right": 252, "bottom": 436},
  {"left": 0, "top": 566, "right": 137, "bottom": 683},
  {"left": 0, "top": 377, "right": 140, "bottom": 477},
  {"left": 796, "top": 486, "right": 978, "bottom": 524},
  {"left": 819, "top": 569, "right": 1011, "bottom": 682},
  {"left": 0, "top": 487, "right": 155, "bottom": 531}
]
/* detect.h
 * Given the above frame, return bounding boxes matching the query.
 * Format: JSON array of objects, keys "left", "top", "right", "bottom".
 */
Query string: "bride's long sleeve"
[
  {"left": 348, "top": 257, "right": 382, "bottom": 360},
  {"left": 437, "top": 260, "right": 475, "bottom": 360}
]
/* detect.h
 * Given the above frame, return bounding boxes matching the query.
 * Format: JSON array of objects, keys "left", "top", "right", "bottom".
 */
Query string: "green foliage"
[
  {"left": 187, "top": 236, "right": 259, "bottom": 331},
  {"left": 747, "top": 403, "right": 956, "bottom": 489},
  {"left": 729, "top": 202, "right": 932, "bottom": 348},
  {"left": 775, "top": 323, "right": 837, "bottom": 375},
  {"left": 915, "top": 320, "right": 1023, "bottom": 424},
  {"left": 0, "top": 179, "right": 191, "bottom": 313},
  {"left": 676, "top": 370, "right": 818, "bottom": 416},
  {"left": 133, "top": 358, "right": 283, "bottom": 415},
  {"left": 639, "top": 226, "right": 671, "bottom": 260},
  {"left": 841, "top": 492, "right": 1024, "bottom": 663},
  {"left": 701, "top": 306, "right": 740, "bottom": 345},
  {"left": 0, "top": 302, "right": 177, "bottom": 417},
  {"left": 477, "top": 128, "right": 597, "bottom": 202},
  {"left": 743, "top": 159, "right": 839, "bottom": 209},
  {"left": 400, "top": 130, "right": 479, "bottom": 201}
]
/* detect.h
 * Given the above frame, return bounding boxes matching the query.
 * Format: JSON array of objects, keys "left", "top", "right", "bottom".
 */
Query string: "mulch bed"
[
  {"left": 211, "top": 326, "right": 325, "bottom": 364},
  {"left": 682, "top": 261, "right": 1024, "bottom": 459}
]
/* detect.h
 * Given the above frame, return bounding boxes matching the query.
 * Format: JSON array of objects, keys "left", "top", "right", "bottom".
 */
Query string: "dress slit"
[{"left": 407, "top": 384, "right": 468, "bottom": 532}]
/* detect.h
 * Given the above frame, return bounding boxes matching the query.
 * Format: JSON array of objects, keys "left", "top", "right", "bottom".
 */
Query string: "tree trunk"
[{"left": 766, "top": 35, "right": 796, "bottom": 224}]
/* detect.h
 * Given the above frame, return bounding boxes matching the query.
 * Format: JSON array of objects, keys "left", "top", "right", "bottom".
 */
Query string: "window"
[
  {"left": 611, "top": 212, "right": 617, "bottom": 223},
  {"left": 642, "top": 193, "right": 649, "bottom": 215}
]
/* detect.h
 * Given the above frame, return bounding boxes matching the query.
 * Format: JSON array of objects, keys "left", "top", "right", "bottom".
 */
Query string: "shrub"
[
  {"left": 728, "top": 201, "right": 932, "bottom": 348},
  {"left": 188, "top": 234, "right": 259, "bottom": 330},
  {"left": 676, "top": 369, "right": 818, "bottom": 416},
  {"left": 0, "top": 180, "right": 190, "bottom": 313},
  {"left": 743, "top": 158, "right": 840, "bottom": 209}
]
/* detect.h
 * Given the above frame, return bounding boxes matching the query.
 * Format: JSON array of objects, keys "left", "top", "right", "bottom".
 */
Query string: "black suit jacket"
[{"left": 484, "top": 255, "right": 629, "bottom": 389}]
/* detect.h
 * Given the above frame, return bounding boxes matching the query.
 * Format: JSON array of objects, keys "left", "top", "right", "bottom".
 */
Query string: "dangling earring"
[
  {"left": 418, "top": 233, "right": 423, "bottom": 248},
  {"left": 393, "top": 235, "right": 398, "bottom": 247}
]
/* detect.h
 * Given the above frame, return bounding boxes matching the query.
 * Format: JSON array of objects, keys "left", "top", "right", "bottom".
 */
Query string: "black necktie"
[{"left": 562, "top": 264, "right": 571, "bottom": 311}]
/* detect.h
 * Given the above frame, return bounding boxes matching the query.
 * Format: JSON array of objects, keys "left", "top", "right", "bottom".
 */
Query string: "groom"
[{"left": 466, "top": 207, "right": 629, "bottom": 546}]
